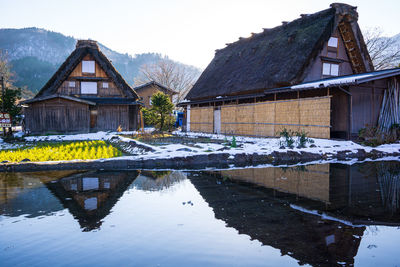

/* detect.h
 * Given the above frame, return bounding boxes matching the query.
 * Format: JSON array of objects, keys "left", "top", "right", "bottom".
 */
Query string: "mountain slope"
[{"left": 0, "top": 27, "right": 198, "bottom": 95}]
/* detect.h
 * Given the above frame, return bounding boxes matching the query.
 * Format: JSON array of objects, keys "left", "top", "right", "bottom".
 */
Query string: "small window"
[
  {"left": 81, "top": 82, "right": 98, "bottom": 94},
  {"left": 322, "top": 63, "right": 339, "bottom": 76},
  {"left": 102, "top": 82, "right": 109, "bottom": 88},
  {"left": 149, "top": 97, "right": 152, "bottom": 106},
  {"left": 328, "top": 37, "right": 338, "bottom": 48},
  {"left": 68, "top": 81, "right": 75, "bottom": 88},
  {"left": 82, "top": 60, "right": 95, "bottom": 73}
]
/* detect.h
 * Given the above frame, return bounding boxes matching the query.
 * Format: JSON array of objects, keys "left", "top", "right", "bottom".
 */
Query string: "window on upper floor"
[
  {"left": 82, "top": 60, "right": 95, "bottom": 73},
  {"left": 328, "top": 37, "right": 338, "bottom": 48},
  {"left": 322, "top": 62, "right": 339, "bottom": 76},
  {"left": 81, "top": 82, "right": 97, "bottom": 94},
  {"left": 68, "top": 81, "right": 75, "bottom": 88},
  {"left": 102, "top": 82, "right": 109, "bottom": 88}
]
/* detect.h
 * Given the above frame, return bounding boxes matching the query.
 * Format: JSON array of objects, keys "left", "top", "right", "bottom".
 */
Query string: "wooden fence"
[{"left": 189, "top": 96, "right": 331, "bottom": 139}]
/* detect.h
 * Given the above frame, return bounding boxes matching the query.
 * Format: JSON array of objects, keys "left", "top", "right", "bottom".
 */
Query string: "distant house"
[
  {"left": 134, "top": 81, "right": 178, "bottom": 109},
  {"left": 180, "top": 3, "right": 400, "bottom": 139},
  {"left": 23, "top": 40, "right": 141, "bottom": 134}
]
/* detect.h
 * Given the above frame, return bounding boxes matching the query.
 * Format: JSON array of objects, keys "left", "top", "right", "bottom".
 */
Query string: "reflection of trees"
[
  {"left": 134, "top": 171, "right": 186, "bottom": 191},
  {"left": 376, "top": 162, "right": 400, "bottom": 214}
]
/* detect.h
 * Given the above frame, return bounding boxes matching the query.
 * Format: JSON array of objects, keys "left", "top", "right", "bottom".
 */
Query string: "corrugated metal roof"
[{"left": 290, "top": 68, "right": 400, "bottom": 90}]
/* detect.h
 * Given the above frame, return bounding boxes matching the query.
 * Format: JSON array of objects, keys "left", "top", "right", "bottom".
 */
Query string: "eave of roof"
[
  {"left": 178, "top": 68, "right": 400, "bottom": 106},
  {"left": 133, "top": 81, "right": 178, "bottom": 95},
  {"left": 79, "top": 97, "right": 143, "bottom": 105},
  {"left": 289, "top": 68, "right": 400, "bottom": 90},
  {"left": 22, "top": 94, "right": 96, "bottom": 105}
]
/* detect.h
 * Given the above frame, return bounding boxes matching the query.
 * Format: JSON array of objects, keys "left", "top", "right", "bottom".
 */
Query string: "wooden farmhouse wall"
[
  {"left": 219, "top": 164, "right": 330, "bottom": 202},
  {"left": 96, "top": 105, "right": 130, "bottom": 131},
  {"left": 25, "top": 98, "right": 90, "bottom": 134},
  {"left": 189, "top": 96, "right": 331, "bottom": 138}
]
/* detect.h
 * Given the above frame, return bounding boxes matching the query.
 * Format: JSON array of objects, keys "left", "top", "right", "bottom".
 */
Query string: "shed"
[{"left": 133, "top": 81, "right": 178, "bottom": 109}]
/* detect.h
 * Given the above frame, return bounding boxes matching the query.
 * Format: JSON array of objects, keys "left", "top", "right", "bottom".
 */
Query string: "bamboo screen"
[
  {"left": 220, "top": 164, "right": 330, "bottom": 202},
  {"left": 190, "top": 106, "right": 214, "bottom": 133},
  {"left": 220, "top": 96, "right": 331, "bottom": 138}
]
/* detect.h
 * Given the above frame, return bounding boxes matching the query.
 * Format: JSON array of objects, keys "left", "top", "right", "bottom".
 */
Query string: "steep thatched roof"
[
  {"left": 35, "top": 40, "right": 139, "bottom": 99},
  {"left": 186, "top": 3, "right": 373, "bottom": 101}
]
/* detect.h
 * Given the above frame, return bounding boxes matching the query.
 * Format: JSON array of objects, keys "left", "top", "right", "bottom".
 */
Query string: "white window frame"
[
  {"left": 82, "top": 60, "right": 95, "bottom": 73},
  {"left": 328, "top": 37, "right": 338, "bottom": 48},
  {"left": 322, "top": 62, "right": 339, "bottom": 76},
  {"left": 149, "top": 97, "right": 152, "bottom": 106},
  {"left": 68, "top": 81, "right": 75, "bottom": 88},
  {"left": 81, "top": 82, "right": 98, "bottom": 94},
  {"left": 102, "top": 82, "right": 109, "bottom": 88}
]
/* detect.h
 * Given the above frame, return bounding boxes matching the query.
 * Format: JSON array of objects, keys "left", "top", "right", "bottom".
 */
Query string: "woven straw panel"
[
  {"left": 221, "top": 163, "right": 329, "bottom": 202},
  {"left": 190, "top": 107, "right": 213, "bottom": 133},
  {"left": 205, "top": 97, "right": 330, "bottom": 138}
]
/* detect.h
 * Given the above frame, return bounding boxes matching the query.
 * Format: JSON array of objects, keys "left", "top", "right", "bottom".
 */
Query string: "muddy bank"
[{"left": 1, "top": 148, "right": 399, "bottom": 172}]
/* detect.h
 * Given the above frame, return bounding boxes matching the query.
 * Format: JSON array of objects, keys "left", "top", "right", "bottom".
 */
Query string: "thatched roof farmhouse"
[
  {"left": 24, "top": 40, "right": 141, "bottom": 134},
  {"left": 181, "top": 3, "right": 400, "bottom": 139}
]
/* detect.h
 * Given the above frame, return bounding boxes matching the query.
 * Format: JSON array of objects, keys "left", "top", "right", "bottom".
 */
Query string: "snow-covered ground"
[{"left": 3, "top": 130, "right": 398, "bottom": 165}]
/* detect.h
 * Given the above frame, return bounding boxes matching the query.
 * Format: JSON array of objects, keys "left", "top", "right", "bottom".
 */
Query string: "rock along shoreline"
[{"left": 1, "top": 148, "right": 399, "bottom": 172}]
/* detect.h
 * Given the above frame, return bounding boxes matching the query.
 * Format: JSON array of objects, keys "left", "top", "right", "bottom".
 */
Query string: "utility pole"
[
  {"left": 1, "top": 76, "right": 4, "bottom": 136},
  {"left": 0, "top": 76, "right": 3, "bottom": 113}
]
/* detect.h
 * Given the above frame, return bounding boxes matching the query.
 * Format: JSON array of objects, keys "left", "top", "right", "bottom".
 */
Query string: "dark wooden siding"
[
  {"left": 96, "top": 105, "right": 129, "bottom": 131},
  {"left": 25, "top": 98, "right": 90, "bottom": 134},
  {"left": 350, "top": 84, "right": 384, "bottom": 134},
  {"left": 129, "top": 105, "right": 139, "bottom": 131}
]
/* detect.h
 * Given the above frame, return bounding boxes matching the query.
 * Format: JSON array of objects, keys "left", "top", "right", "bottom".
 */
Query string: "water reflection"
[
  {"left": 186, "top": 161, "right": 400, "bottom": 266},
  {"left": 45, "top": 171, "right": 139, "bottom": 231},
  {"left": 0, "top": 161, "right": 399, "bottom": 266}
]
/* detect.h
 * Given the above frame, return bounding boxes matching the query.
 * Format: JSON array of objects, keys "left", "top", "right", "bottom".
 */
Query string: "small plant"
[
  {"left": 278, "top": 128, "right": 295, "bottom": 149},
  {"left": 231, "top": 136, "right": 237, "bottom": 148},
  {"left": 295, "top": 130, "right": 313, "bottom": 148}
]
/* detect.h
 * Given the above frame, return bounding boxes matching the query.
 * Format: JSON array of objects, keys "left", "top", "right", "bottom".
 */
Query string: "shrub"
[
  {"left": 278, "top": 128, "right": 295, "bottom": 149},
  {"left": 231, "top": 136, "right": 237, "bottom": 148},
  {"left": 358, "top": 124, "right": 400, "bottom": 146},
  {"left": 295, "top": 130, "right": 313, "bottom": 148}
]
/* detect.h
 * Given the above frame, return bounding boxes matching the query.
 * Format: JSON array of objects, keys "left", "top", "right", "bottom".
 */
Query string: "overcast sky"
[{"left": 1, "top": 0, "right": 399, "bottom": 68}]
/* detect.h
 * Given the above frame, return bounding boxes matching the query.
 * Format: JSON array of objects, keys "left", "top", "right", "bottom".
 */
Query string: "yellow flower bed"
[{"left": 0, "top": 140, "right": 123, "bottom": 162}]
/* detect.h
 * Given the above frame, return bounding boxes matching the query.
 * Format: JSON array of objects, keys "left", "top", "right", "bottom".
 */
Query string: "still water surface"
[{"left": 1, "top": 161, "right": 400, "bottom": 266}]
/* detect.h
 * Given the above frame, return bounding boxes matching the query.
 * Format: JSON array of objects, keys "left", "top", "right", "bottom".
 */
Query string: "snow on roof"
[{"left": 291, "top": 68, "right": 400, "bottom": 90}]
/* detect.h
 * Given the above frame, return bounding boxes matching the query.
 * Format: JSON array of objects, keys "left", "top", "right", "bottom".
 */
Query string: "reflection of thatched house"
[
  {"left": 23, "top": 40, "right": 142, "bottom": 134},
  {"left": 216, "top": 162, "right": 400, "bottom": 223},
  {"left": 180, "top": 3, "right": 400, "bottom": 139},
  {"left": 46, "top": 171, "right": 138, "bottom": 231},
  {"left": 133, "top": 81, "right": 178, "bottom": 109},
  {"left": 188, "top": 172, "right": 364, "bottom": 266}
]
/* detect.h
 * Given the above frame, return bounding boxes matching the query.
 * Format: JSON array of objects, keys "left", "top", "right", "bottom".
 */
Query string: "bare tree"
[
  {"left": 364, "top": 27, "right": 400, "bottom": 70},
  {"left": 0, "top": 50, "right": 13, "bottom": 85},
  {"left": 134, "top": 59, "right": 201, "bottom": 104}
]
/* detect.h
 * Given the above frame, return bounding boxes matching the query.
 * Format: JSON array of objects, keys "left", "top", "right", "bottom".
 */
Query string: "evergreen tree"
[{"left": 143, "top": 92, "right": 175, "bottom": 132}]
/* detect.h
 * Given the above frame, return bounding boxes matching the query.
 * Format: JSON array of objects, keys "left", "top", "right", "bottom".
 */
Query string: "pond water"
[{"left": 1, "top": 161, "right": 400, "bottom": 266}]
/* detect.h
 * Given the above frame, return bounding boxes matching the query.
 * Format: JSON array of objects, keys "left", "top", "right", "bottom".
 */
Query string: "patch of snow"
[
  {"left": 290, "top": 204, "right": 365, "bottom": 227},
  {"left": 291, "top": 73, "right": 374, "bottom": 89}
]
